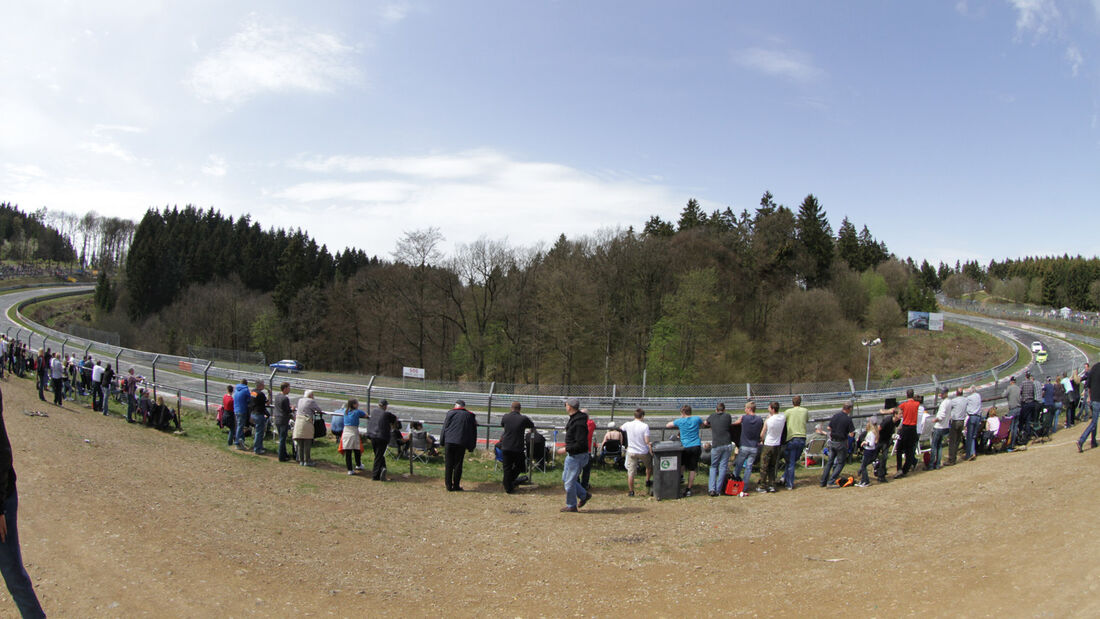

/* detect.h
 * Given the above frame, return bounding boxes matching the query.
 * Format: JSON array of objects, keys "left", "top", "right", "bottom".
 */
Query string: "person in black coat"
[
  {"left": 440, "top": 400, "right": 478, "bottom": 491},
  {"left": 0, "top": 387, "right": 45, "bottom": 618},
  {"left": 499, "top": 401, "right": 534, "bottom": 493}
]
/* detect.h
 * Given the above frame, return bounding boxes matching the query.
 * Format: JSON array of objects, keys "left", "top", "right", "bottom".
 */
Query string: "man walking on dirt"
[
  {"left": 440, "top": 400, "right": 478, "bottom": 491},
  {"left": 557, "top": 398, "right": 590, "bottom": 512}
]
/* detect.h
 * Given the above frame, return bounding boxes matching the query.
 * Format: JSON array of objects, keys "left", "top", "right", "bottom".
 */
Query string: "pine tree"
[{"left": 795, "top": 194, "right": 834, "bottom": 288}]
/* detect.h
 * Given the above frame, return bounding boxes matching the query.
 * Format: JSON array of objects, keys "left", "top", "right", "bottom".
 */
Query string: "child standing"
[{"left": 855, "top": 418, "right": 879, "bottom": 487}]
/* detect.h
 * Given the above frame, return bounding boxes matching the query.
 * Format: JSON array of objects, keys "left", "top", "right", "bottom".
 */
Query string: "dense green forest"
[
  {"left": 0, "top": 203, "right": 77, "bottom": 265},
  {"left": 88, "top": 192, "right": 952, "bottom": 386},
  {"left": 942, "top": 256, "right": 1100, "bottom": 310}
]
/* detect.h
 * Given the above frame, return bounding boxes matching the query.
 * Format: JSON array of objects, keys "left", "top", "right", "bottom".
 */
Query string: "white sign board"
[
  {"left": 659, "top": 456, "right": 676, "bottom": 471},
  {"left": 928, "top": 312, "right": 945, "bottom": 331},
  {"left": 402, "top": 367, "right": 425, "bottom": 379}
]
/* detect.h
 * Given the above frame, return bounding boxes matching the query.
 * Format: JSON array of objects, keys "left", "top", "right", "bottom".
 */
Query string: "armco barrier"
[{"left": 10, "top": 287, "right": 1021, "bottom": 416}]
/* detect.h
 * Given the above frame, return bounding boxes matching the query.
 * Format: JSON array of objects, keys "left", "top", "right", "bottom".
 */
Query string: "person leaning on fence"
[
  {"left": 621, "top": 408, "right": 652, "bottom": 497},
  {"left": 558, "top": 398, "right": 590, "bottom": 512},
  {"left": 292, "top": 390, "right": 323, "bottom": 467},
  {"left": 666, "top": 405, "right": 703, "bottom": 497},
  {"left": 819, "top": 401, "right": 856, "bottom": 487},
  {"left": 1004, "top": 376, "right": 1021, "bottom": 451},
  {"left": 441, "top": 400, "right": 478, "bottom": 492},
  {"left": 91, "top": 360, "right": 104, "bottom": 411},
  {"left": 125, "top": 368, "right": 139, "bottom": 424},
  {"left": 499, "top": 401, "right": 534, "bottom": 494},
  {"left": 703, "top": 403, "right": 733, "bottom": 497},
  {"left": 367, "top": 399, "right": 398, "bottom": 480},
  {"left": 232, "top": 378, "right": 251, "bottom": 450},
  {"left": 340, "top": 399, "right": 368, "bottom": 476},
  {"left": 731, "top": 401, "right": 763, "bottom": 490},
  {"left": 929, "top": 387, "right": 951, "bottom": 470},
  {"left": 221, "top": 385, "right": 236, "bottom": 446},
  {"left": 895, "top": 389, "right": 920, "bottom": 478},
  {"left": 250, "top": 380, "right": 271, "bottom": 455},
  {"left": 272, "top": 382, "right": 294, "bottom": 462},
  {"left": 759, "top": 401, "right": 786, "bottom": 493}
]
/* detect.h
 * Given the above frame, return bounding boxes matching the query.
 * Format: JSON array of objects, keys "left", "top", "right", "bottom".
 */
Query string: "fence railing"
[{"left": 6, "top": 287, "right": 1028, "bottom": 427}]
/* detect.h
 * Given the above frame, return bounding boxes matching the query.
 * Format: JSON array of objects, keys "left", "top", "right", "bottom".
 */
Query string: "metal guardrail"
[{"left": 10, "top": 288, "right": 1021, "bottom": 420}]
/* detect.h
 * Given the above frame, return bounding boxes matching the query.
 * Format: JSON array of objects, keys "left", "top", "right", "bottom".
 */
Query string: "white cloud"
[
  {"left": 380, "top": 3, "right": 410, "bottom": 24},
  {"left": 1065, "top": 45, "right": 1083, "bottom": 76},
  {"left": 187, "top": 15, "right": 361, "bottom": 104},
  {"left": 272, "top": 150, "right": 686, "bottom": 254},
  {"left": 91, "top": 124, "right": 146, "bottom": 137},
  {"left": 733, "top": 47, "right": 824, "bottom": 83},
  {"left": 1007, "top": 0, "right": 1061, "bottom": 38},
  {"left": 201, "top": 154, "right": 228, "bottom": 177},
  {"left": 78, "top": 141, "right": 139, "bottom": 164}
]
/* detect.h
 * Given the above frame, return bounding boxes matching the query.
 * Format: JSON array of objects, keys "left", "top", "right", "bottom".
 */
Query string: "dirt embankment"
[{"left": 1, "top": 376, "right": 1098, "bottom": 617}]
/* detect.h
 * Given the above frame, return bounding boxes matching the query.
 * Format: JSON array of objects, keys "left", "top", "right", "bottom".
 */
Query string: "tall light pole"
[{"left": 862, "top": 337, "right": 882, "bottom": 391}]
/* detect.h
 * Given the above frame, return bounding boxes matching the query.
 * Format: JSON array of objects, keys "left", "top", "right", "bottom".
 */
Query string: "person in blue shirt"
[
  {"left": 666, "top": 405, "right": 703, "bottom": 497},
  {"left": 338, "top": 399, "right": 368, "bottom": 474}
]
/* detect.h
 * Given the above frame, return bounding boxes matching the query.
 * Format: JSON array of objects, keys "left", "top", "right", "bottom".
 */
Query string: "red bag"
[{"left": 724, "top": 479, "right": 744, "bottom": 496}]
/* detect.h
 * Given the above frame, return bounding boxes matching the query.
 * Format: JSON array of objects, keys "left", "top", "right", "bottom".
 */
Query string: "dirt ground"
[{"left": 0, "top": 377, "right": 1098, "bottom": 618}]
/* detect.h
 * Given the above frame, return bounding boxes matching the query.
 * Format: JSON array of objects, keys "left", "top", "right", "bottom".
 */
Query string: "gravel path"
[{"left": 2, "top": 376, "right": 1098, "bottom": 617}]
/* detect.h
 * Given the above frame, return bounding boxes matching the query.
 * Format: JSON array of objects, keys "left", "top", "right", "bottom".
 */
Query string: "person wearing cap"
[
  {"left": 1004, "top": 376, "right": 1021, "bottom": 451},
  {"left": 441, "top": 400, "right": 478, "bottom": 491},
  {"left": 929, "top": 388, "right": 952, "bottom": 469},
  {"left": 498, "top": 401, "right": 534, "bottom": 494},
  {"left": 557, "top": 398, "right": 590, "bottom": 512}
]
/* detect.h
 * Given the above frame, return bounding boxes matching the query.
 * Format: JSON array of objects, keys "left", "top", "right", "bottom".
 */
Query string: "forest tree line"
[
  {"left": 88, "top": 193, "right": 951, "bottom": 386},
  {"left": 941, "top": 256, "right": 1100, "bottom": 310}
]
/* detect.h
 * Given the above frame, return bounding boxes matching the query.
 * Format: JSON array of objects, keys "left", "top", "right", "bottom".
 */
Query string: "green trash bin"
[{"left": 652, "top": 440, "right": 683, "bottom": 500}]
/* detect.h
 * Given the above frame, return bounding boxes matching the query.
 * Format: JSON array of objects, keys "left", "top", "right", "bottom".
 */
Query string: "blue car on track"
[{"left": 269, "top": 359, "right": 304, "bottom": 373}]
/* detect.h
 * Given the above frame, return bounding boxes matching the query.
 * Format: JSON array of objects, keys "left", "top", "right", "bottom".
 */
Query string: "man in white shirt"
[
  {"left": 91, "top": 361, "right": 105, "bottom": 412},
  {"left": 758, "top": 402, "right": 786, "bottom": 493},
  {"left": 929, "top": 388, "right": 951, "bottom": 469},
  {"left": 620, "top": 408, "right": 652, "bottom": 497}
]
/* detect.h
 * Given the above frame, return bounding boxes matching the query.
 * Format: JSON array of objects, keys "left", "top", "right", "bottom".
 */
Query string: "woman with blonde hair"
[{"left": 292, "top": 390, "right": 323, "bottom": 467}]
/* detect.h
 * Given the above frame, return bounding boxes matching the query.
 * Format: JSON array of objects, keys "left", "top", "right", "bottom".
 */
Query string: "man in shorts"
[
  {"left": 620, "top": 408, "right": 652, "bottom": 497},
  {"left": 666, "top": 405, "right": 702, "bottom": 497}
]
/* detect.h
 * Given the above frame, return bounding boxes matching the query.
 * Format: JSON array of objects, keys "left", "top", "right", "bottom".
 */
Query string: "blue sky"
[{"left": 1, "top": 1, "right": 1098, "bottom": 265}]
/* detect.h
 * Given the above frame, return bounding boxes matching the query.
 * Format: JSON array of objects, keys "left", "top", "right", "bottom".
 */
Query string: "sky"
[{"left": 1, "top": 0, "right": 1099, "bottom": 266}]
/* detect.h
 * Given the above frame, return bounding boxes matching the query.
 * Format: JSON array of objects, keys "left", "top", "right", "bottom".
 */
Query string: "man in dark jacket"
[
  {"left": 367, "top": 400, "right": 398, "bottom": 480},
  {"left": 0, "top": 387, "right": 46, "bottom": 618},
  {"left": 272, "top": 382, "right": 294, "bottom": 462},
  {"left": 557, "top": 398, "right": 591, "bottom": 512},
  {"left": 440, "top": 399, "right": 478, "bottom": 491},
  {"left": 499, "top": 401, "right": 534, "bottom": 494}
]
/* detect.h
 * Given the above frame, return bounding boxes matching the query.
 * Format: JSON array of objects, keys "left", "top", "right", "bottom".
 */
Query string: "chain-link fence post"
[
  {"left": 203, "top": 361, "right": 214, "bottom": 416},
  {"left": 151, "top": 354, "right": 160, "bottom": 401}
]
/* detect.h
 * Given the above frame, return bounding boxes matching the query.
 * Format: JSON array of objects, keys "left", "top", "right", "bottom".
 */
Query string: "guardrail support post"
[
  {"left": 610, "top": 384, "right": 617, "bottom": 425},
  {"left": 151, "top": 354, "right": 160, "bottom": 401},
  {"left": 746, "top": 383, "right": 751, "bottom": 399},
  {"left": 203, "top": 361, "right": 214, "bottom": 416},
  {"left": 61, "top": 337, "right": 69, "bottom": 357},
  {"left": 115, "top": 350, "right": 121, "bottom": 373},
  {"left": 486, "top": 382, "right": 496, "bottom": 451},
  {"left": 365, "top": 376, "right": 375, "bottom": 416},
  {"left": 13, "top": 330, "right": 20, "bottom": 344}
]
